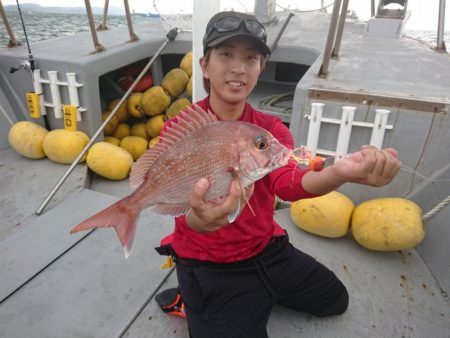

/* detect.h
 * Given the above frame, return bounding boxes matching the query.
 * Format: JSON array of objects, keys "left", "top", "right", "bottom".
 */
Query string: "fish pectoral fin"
[{"left": 227, "top": 199, "right": 240, "bottom": 223}]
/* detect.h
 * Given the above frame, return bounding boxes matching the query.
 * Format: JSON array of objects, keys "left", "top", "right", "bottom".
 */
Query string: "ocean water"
[
  {"left": 1, "top": 11, "right": 449, "bottom": 47},
  {"left": 0, "top": 12, "right": 156, "bottom": 47}
]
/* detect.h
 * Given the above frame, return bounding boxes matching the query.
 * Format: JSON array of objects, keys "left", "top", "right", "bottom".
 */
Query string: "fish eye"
[{"left": 255, "top": 136, "right": 268, "bottom": 150}]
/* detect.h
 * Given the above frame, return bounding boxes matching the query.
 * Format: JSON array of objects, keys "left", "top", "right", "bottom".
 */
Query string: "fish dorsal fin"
[{"left": 129, "top": 104, "right": 217, "bottom": 190}]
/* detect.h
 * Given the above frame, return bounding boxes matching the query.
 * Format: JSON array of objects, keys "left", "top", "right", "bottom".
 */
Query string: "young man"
[{"left": 158, "top": 11, "right": 401, "bottom": 338}]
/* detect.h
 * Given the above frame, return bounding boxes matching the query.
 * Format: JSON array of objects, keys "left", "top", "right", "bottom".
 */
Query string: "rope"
[
  {"left": 279, "top": 194, "right": 450, "bottom": 223},
  {"left": 153, "top": 0, "right": 192, "bottom": 33},
  {"left": 259, "top": 92, "right": 294, "bottom": 114},
  {"left": 422, "top": 195, "right": 450, "bottom": 223},
  {"left": 276, "top": 157, "right": 450, "bottom": 209}
]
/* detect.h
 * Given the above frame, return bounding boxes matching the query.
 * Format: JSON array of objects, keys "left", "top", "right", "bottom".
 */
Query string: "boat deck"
[{"left": 0, "top": 148, "right": 449, "bottom": 338}]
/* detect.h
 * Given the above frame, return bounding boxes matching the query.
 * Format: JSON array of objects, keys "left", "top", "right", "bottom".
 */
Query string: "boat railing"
[
  {"left": 83, "top": 0, "right": 138, "bottom": 54},
  {"left": 318, "top": 0, "right": 349, "bottom": 77},
  {"left": 437, "top": 0, "right": 447, "bottom": 51},
  {"left": 0, "top": 0, "right": 20, "bottom": 47}
]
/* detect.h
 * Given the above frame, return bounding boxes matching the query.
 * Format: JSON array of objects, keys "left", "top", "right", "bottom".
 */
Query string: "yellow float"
[
  {"left": 43, "top": 129, "right": 90, "bottom": 164},
  {"left": 87, "top": 142, "right": 133, "bottom": 180},
  {"left": 290, "top": 191, "right": 355, "bottom": 238},
  {"left": 8, "top": 121, "right": 48, "bottom": 159},
  {"left": 351, "top": 198, "right": 424, "bottom": 251}
]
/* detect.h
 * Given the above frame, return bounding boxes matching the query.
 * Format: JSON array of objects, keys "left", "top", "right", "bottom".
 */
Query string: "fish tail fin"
[{"left": 70, "top": 197, "right": 142, "bottom": 258}]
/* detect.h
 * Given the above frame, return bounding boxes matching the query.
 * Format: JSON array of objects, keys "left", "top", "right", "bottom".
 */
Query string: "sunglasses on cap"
[{"left": 206, "top": 16, "right": 267, "bottom": 42}]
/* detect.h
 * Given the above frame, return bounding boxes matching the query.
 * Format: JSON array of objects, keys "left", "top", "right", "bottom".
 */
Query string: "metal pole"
[
  {"left": 124, "top": 0, "right": 139, "bottom": 42},
  {"left": 331, "top": 0, "right": 349, "bottom": 58},
  {"left": 437, "top": 0, "right": 447, "bottom": 51},
  {"left": 36, "top": 29, "right": 178, "bottom": 215},
  {"left": 84, "top": 0, "right": 105, "bottom": 53},
  {"left": 269, "top": 12, "right": 295, "bottom": 53},
  {"left": 318, "top": 0, "right": 342, "bottom": 77},
  {"left": 0, "top": 0, "right": 21, "bottom": 47},
  {"left": 97, "top": 0, "right": 109, "bottom": 31},
  {"left": 371, "top": 0, "right": 376, "bottom": 17}
]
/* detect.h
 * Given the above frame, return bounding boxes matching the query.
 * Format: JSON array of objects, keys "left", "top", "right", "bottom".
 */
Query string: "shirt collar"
[{"left": 205, "top": 96, "right": 251, "bottom": 122}]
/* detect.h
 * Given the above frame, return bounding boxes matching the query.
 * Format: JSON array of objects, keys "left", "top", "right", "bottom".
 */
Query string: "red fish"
[{"left": 71, "top": 105, "right": 293, "bottom": 257}]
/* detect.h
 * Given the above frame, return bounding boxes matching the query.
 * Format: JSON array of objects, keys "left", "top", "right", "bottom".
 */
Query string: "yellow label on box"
[
  {"left": 63, "top": 105, "right": 77, "bottom": 131},
  {"left": 26, "top": 92, "right": 41, "bottom": 118}
]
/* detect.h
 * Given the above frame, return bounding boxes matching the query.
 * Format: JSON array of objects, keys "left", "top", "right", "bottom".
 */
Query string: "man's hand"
[
  {"left": 301, "top": 146, "right": 402, "bottom": 195},
  {"left": 185, "top": 178, "right": 255, "bottom": 233},
  {"left": 332, "top": 146, "right": 401, "bottom": 187}
]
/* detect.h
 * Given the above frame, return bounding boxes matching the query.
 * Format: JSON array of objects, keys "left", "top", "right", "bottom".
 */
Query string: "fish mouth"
[{"left": 269, "top": 147, "right": 293, "bottom": 169}]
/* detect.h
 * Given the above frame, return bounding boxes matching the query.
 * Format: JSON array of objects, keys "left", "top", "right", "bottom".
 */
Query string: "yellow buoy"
[
  {"left": 351, "top": 198, "right": 424, "bottom": 251},
  {"left": 43, "top": 129, "right": 90, "bottom": 164},
  {"left": 120, "top": 136, "right": 148, "bottom": 161},
  {"left": 87, "top": 142, "right": 133, "bottom": 180},
  {"left": 8, "top": 121, "right": 48, "bottom": 159},
  {"left": 290, "top": 191, "right": 355, "bottom": 238},
  {"left": 162, "top": 68, "right": 189, "bottom": 97}
]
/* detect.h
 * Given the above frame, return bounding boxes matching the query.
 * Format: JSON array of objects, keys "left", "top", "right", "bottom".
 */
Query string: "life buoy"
[{"left": 118, "top": 72, "right": 153, "bottom": 92}]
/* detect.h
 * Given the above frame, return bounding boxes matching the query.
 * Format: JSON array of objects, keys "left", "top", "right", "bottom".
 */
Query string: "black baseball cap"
[{"left": 203, "top": 11, "right": 271, "bottom": 56}]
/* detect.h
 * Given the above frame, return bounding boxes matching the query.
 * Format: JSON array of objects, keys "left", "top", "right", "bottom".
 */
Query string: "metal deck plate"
[
  {"left": 0, "top": 189, "right": 175, "bottom": 338},
  {"left": 0, "top": 147, "right": 88, "bottom": 241}
]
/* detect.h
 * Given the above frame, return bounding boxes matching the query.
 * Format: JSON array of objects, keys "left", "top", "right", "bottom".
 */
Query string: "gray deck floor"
[
  {"left": 122, "top": 209, "right": 450, "bottom": 338},
  {"left": 0, "top": 162, "right": 449, "bottom": 338}
]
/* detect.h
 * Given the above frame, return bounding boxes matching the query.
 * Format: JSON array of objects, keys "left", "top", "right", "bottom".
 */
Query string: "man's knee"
[{"left": 314, "top": 287, "right": 349, "bottom": 317}]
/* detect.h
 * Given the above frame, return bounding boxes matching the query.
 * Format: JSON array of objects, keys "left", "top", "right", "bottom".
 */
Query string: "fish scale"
[{"left": 71, "top": 105, "right": 292, "bottom": 257}]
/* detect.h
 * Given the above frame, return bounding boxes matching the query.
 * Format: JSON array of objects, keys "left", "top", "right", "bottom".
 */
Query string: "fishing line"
[
  {"left": 290, "top": 147, "right": 450, "bottom": 183},
  {"left": 15, "top": 0, "right": 35, "bottom": 71}
]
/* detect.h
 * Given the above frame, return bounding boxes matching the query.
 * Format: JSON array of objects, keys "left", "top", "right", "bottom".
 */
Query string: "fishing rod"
[
  {"left": 16, "top": 0, "right": 35, "bottom": 71},
  {"left": 9, "top": 0, "right": 35, "bottom": 73},
  {"left": 9, "top": 1, "right": 52, "bottom": 130}
]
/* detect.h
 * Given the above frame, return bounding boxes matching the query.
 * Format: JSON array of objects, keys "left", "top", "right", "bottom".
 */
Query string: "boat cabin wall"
[
  {"left": 0, "top": 39, "right": 193, "bottom": 150},
  {"left": 292, "top": 87, "right": 450, "bottom": 202},
  {"left": 289, "top": 59, "right": 450, "bottom": 294},
  {"left": 98, "top": 52, "right": 188, "bottom": 112}
]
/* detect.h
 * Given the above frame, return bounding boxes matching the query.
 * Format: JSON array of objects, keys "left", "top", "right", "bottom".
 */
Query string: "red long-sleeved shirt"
[{"left": 167, "top": 97, "right": 318, "bottom": 263}]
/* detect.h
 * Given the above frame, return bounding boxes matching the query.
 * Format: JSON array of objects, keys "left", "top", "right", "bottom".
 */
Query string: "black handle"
[{"left": 166, "top": 28, "right": 179, "bottom": 41}]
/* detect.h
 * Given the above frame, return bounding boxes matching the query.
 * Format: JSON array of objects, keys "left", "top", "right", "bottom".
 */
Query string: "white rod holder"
[
  {"left": 66, "top": 73, "right": 81, "bottom": 121},
  {"left": 335, "top": 106, "right": 356, "bottom": 159},
  {"left": 48, "top": 71, "right": 62, "bottom": 118},
  {"left": 306, "top": 102, "right": 325, "bottom": 156},
  {"left": 370, "top": 108, "right": 390, "bottom": 148},
  {"left": 33, "top": 69, "right": 46, "bottom": 115}
]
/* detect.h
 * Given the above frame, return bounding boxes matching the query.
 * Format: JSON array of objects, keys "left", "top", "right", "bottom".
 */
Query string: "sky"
[{"left": 3, "top": 0, "right": 449, "bottom": 30}]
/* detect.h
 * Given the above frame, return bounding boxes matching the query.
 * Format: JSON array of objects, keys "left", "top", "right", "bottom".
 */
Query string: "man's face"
[{"left": 201, "top": 36, "right": 263, "bottom": 105}]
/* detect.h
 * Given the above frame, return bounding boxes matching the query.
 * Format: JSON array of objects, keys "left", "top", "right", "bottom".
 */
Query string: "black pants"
[{"left": 175, "top": 234, "right": 349, "bottom": 338}]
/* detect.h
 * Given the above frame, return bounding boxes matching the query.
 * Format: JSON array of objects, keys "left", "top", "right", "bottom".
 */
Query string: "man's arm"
[{"left": 301, "top": 146, "right": 401, "bottom": 195}]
